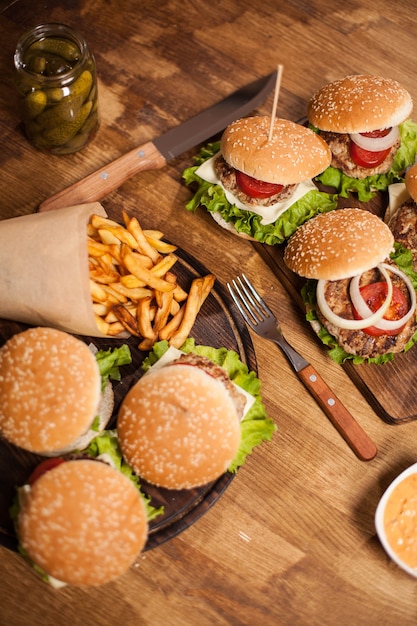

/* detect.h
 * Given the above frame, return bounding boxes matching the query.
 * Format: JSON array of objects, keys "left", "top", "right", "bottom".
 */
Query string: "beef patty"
[
  {"left": 214, "top": 155, "right": 296, "bottom": 207},
  {"left": 320, "top": 131, "right": 400, "bottom": 179},
  {"left": 316, "top": 264, "right": 417, "bottom": 359}
]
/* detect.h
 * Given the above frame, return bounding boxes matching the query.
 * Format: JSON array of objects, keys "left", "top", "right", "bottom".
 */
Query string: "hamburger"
[
  {"left": 117, "top": 339, "right": 276, "bottom": 490},
  {"left": 183, "top": 115, "right": 337, "bottom": 245},
  {"left": 283, "top": 208, "right": 417, "bottom": 364},
  {"left": 13, "top": 458, "right": 148, "bottom": 587},
  {"left": 387, "top": 163, "right": 417, "bottom": 271},
  {"left": 308, "top": 74, "right": 417, "bottom": 202},
  {"left": 0, "top": 327, "right": 131, "bottom": 456}
]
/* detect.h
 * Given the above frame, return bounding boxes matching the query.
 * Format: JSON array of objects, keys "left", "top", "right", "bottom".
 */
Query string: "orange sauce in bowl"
[{"left": 384, "top": 473, "right": 417, "bottom": 569}]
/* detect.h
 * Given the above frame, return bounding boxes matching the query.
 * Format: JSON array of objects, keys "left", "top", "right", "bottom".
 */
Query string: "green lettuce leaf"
[
  {"left": 301, "top": 243, "right": 417, "bottom": 364},
  {"left": 142, "top": 339, "right": 276, "bottom": 472},
  {"left": 95, "top": 344, "right": 132, "bottom": 391},
  {"left": 84, "top": 430, "right": 164, "bottom": 521},
  {"left": 313, "top": 119, "right": 417, "bottom": 202},
  {"left": 182, "top": 142, "right": 338, "bottom": 245}
]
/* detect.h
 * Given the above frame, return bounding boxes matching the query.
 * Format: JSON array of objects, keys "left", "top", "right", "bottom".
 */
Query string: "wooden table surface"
[{"left": 1, "top": 1, "right": 417, "bottom": 624}]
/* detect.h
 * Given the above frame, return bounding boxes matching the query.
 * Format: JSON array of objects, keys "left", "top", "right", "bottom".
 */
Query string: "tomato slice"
[
  {"left": 352, "top": 281, "right": 408, "bottom": 336},
  {"left": 349, "top": 141, "right": 391, "bottom": 168},
  {"left": 235, "top": 170, "right": 284, "bottom": 199},
  {"left": 28, "top": 458, "right": 66, "bottom": 485}
]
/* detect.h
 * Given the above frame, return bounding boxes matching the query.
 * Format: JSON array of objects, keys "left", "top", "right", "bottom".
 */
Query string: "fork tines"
[{"left": 227, "top": 274, "right": 271, "bottom": 329}]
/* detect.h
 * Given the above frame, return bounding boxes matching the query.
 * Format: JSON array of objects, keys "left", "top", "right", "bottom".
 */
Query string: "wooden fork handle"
[{"left": 297, "top": 364, "right": 377, "bottom": 461}]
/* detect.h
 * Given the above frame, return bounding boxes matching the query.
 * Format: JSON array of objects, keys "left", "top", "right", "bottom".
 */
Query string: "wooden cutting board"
[{"left": 252, "top": 188, "right": 417, "bottom": 425}]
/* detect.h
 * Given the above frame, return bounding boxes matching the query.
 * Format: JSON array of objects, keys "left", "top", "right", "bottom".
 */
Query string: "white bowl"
[{"left": 375, "top": 462, "right": 417, "bottom": 577}]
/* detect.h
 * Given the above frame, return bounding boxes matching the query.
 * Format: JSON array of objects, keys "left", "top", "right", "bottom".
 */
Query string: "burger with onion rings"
[
  {"left": 307, "top": 75, "right": 417, "bottom": 202},
  {"left": 283, "top": 208, "right": 417, "bottom": 364}
]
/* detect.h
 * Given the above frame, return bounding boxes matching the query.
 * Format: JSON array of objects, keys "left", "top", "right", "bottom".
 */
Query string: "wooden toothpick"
[{"left": 268, "top": 64, "right": 283, "bottom": 141}]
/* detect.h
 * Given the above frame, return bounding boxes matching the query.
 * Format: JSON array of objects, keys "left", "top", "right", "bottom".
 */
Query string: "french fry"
[
  {"left": 153, "top": 273, "right": 176, "bottom": 334},
  {"left": 169, "top": 275, "right": 215, "bottom": 348},
  {"left": 107, "top": 321, "right": 126, "bottom": 336},
  {"left": 173, "top": 283, "right": 188, "bottom": 302},
  {"left": 144, "top": 235, "right": 178, "bottom": 254},
  {"left": 90, "top": 279, "right": 108, "bottom": 303},
  {"left": 158, "top": 306, "right": 185, "bottom": 341},
  {"left": 111, "top": 283, "right": 153, "bottom": 300},
  {"left": 136, "top": 296, "right": 157, "bottom": 343},
  {"left": 123, "top": 250, "right": 176, "bottom": 293},
  {"left": 150, "top": 253, "right": 178, "bottom": 277},
  {"left": 120, "top": 274, "right": 147, "bottom": 289},
  {"left": 143, "top": 229, "right": 164, "bottom": 239},
  {"left": 112, "top": 304, "right": 140, "bottom": 336},
  {"left": 88, "top": 212, "right": 215, "bottom": 344},
  {"left": 94, "top": 314, "right": 110, "bottom": 335},
  {"left": 125, "top": 214, "right": 161, "bottom": 264}
]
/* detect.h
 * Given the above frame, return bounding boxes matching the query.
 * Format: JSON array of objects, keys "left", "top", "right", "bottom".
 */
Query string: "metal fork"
[{"left": 227, "top": 274, "right": 377, "bottom": 462}]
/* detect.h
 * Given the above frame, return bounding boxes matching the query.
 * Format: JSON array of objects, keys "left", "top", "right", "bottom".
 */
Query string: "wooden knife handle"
[
  {"left": 38, "top": 140, "right": 167, "bottom": 212},
  {"left": 297, "top": 364, "right": 377, "bottom": 461}
]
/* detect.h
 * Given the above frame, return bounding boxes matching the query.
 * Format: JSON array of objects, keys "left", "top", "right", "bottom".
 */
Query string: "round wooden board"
[{"left": 0, "top": 246, "right": 257, "bottom": 552}]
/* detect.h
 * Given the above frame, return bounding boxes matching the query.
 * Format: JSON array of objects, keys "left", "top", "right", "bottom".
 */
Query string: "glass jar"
[{"left": 13, "top": 23, "right": 99, "bottom": 155}]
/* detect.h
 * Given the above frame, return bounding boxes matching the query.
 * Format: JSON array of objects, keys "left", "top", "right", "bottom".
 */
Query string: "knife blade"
[{"left": 38, "top": 71, "right": 277, "bottom": 212}]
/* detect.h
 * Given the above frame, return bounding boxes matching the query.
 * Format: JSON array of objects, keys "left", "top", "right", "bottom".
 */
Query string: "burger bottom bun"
[
  {"left": 210, "top": 211, "right": 255, "bottom": 241},
  {"left": 18, "top": 460, "right": 148, "bottom": 586},
  {"left": 117, "top": 363, "right": 242, "bottom": 490}
]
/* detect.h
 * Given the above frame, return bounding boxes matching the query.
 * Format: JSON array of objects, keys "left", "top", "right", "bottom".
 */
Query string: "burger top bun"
[
  {"left": 307, "top": 74, "right": 413, "bottom": 134},
  {"left": 283, "top": 208, "right": 395, "bottom": 280},
  {"left": 117, "top": 363, "right": 242, "bottom": 490},
  {"left": 18, "top": 460, "right": 148, "bottom": 586},
  {"left": 0, "top": 327, "right": 111, "bottom": 455},
  {"left": 220, "top": 116, "right": 332, "bottom": 185},
  {"left": 405, "top": 163, "right": 417, "bottom": 202}
]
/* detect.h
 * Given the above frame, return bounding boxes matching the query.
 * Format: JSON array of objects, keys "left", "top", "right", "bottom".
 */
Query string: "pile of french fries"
[{"left": 88, "top": 211, "right": 215, "bottom": 350}]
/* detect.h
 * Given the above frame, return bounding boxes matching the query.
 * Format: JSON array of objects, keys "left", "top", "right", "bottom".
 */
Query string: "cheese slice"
[
  {"left": 146, "top": 345, "right": 255, "bottom": 418},
  {"left": 195, "top": 153, "right": 317, "bottom": 225},
  {"left": 385, "top": 182, "right": 411, "bottom": 224}
]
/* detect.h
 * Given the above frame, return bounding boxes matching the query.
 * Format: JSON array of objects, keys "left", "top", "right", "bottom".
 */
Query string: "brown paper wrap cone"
[{"left": 0, "top": 202, "right": 109, "bottom": 337}]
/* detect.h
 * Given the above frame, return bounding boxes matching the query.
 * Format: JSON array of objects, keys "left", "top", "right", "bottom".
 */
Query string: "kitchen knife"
[{"left": 39, "top": 71, "right": 277, "bottom": 212}]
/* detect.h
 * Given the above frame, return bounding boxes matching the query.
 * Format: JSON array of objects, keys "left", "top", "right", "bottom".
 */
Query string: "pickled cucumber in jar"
[{"left": 13, "top": 24, "right": 99, "bottom": 154}]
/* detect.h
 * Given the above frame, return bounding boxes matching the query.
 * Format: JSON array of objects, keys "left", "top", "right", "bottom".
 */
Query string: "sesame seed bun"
[
  {"left": 17, "top": 459, "right": 148, "bottom": 586},
  {"left": 0, "top": 327, "right": 113, "bottom": 455},
  {"left": 283, "top": 208, "right": 395, "bottom": 280},
  {"left": 117, "top": 362, "right": 242, "bottom": 490},
  {"left": 405, "top": 163, "right": 417, "bottom": 203},
  {"left": 220, "top": 116, "right": 332, "bottom": 185},
  {"left": 307, "top": 74, "right": 413, "bottom": 134}
]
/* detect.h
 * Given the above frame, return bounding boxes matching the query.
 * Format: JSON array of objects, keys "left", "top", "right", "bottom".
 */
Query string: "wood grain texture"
[{"left": 2, "top": 1, "right": 417, "bottom": 625}]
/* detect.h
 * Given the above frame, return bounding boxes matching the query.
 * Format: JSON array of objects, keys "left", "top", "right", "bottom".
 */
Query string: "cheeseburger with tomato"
[
  {"left": 183, "top": 115, "right": 337, "bottom": 245},
  {"left": 308, "top": 74, "right": 417, "bottom": 202},
  {"left": 283, "top": 208, "right": 417, "bottom": 364}
]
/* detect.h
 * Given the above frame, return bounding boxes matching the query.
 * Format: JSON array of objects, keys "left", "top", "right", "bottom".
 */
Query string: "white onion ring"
[
  {"left": 349, "top": 263, "right": 416, "bottom": 331},
  {"left": 349, "top": 126, "right": 400, "bottom": 152},
  {"left": 316, "top": 264, "right": 393, "bottom": 330}
]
